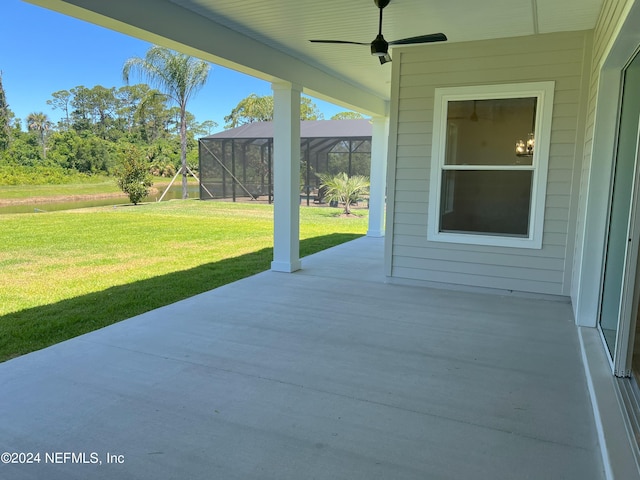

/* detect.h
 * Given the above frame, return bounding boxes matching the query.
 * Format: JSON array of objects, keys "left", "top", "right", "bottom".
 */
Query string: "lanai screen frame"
[{"left": 198, "top": 132, "right": 371, "bottom": 205}]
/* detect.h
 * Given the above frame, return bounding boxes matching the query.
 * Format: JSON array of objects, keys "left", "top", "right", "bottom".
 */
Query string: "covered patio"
[{"left": 0, "top": 237, "right": 603, "bottom": 479}]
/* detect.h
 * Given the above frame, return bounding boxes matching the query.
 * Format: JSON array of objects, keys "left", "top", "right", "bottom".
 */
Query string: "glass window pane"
[
  {"left": 439, "top": 170, "right": 533, "bottom": 236},
  {"left": 445, "top": 98, "right": 537, "bottom": 166}
]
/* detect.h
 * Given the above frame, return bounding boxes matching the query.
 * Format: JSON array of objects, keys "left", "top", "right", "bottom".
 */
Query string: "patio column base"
[{"left": 271, "top": 260, "right": 302, "bottom": 273}]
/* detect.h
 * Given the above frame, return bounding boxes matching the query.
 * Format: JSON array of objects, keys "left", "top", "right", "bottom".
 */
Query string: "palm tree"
[
  {"left": 317, "top": 172, "right": 370, "bottom": 215},
  {"left": 26, "top": 112, "right": 52, "bottom": 159},
  {"left": 123, "top": 46, "right": 210, "bottom": 199}
]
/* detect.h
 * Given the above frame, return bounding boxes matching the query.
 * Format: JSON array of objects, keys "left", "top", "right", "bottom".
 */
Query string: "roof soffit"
[{"left": 25, "top": 0, "right": 605, "bottom": 115}]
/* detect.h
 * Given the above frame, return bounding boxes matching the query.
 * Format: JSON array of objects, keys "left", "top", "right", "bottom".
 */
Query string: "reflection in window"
[
  {"left": 440, "top": 170, "right": 533, "bottom": 236},
  {"left": 445, "top": 98, "right": 536, "bottom": 166}
]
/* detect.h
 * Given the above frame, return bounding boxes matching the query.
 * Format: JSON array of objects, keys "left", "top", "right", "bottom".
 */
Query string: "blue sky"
[{"left": 1, "top": 0, "right": 347, "bottom": 133}]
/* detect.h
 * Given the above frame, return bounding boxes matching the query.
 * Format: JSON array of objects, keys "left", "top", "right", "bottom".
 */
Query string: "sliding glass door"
[{"left": 599, "top": 51, "right": 640, "bottom": 373}]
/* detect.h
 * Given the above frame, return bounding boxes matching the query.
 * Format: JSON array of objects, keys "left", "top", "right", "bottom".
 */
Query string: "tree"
[
  {"left": 0, "top": 72, "right": 11, "bottom": 152},
  {"left": 331, "top": 111, "right": 365, "bottom": 120},
  {"left": 300, "top": 97, "right": 324, "bottom": 121},
  {"left": 26, "top": 112, "right": 52, "bottom": 159},
  {"left": 224, "top": 94, "right": 273, "bottom": 129},
  {"left": 115, "top": 144, "right": 153, "bottom": 205},
  {"left": 47, "top": 130, "right": 114, "bottom": 173},
  {"left": 193, "top": 119, "right": 218, "bottom": 136},
  {"left": 224, "top": 94, "right": 324, "bottom": 129},
  {"left": 87, "top": 85, "right": 118, "bottom": 140},
  {"left": 116, "top": 84, "right": 170, "bottom": 143},
  {"left": 47, "top": 90, "right": 72, "bottom": 130},
  {"left": 3, "top": 133, "right": 41, "bottom": 166},
  {"left": 123, "top": 46, "right": 210, "bottom": 199},
  {"left": 66, "top": 85, "right": 121, "bottom": 140},
  {"left": 317, "top": 172, "right": 369, "bottom": 215}
]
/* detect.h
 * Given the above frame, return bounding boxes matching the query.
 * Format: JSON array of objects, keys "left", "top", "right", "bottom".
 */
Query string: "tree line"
[
  {"left": 0, "top": 78, "right": 212, "bottom": 179},
  {"left": 0, "top": 46, "right": 363, "bottom": 190}
]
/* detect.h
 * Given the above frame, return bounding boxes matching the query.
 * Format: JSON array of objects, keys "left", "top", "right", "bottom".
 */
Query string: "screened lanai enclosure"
[{"left": 198, "top": 119, "right": 372, "bottom": 205}]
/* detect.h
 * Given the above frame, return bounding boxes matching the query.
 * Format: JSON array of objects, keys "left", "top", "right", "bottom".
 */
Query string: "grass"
[
  {"left": 0, "top": 179, "right": 121, "bottom": 199},
  {"left": 0, "top": 176, "right": 197, "bottom": 200},
  {"left": 0, "top": 200, "right": 367, "bottom": 362}
]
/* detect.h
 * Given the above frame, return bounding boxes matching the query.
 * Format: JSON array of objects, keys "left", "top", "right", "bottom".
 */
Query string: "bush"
[
  {"left": 317, "top": 172, "right": 369, "bottom": 215},
  {"left": 0, "top": 164, "right": 99, "bottom": 185},
  {"left": 2, "top": 134, "right": 42, "bottom": 166},
  {"left": 115, "top": 145, "right": 153, "bottom": 205},
  {"left": 47, "top": 130, "right": 115, "bottom": 174}
]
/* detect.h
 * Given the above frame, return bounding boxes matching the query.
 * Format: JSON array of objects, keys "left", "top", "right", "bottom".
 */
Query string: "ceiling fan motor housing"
[{"left": 371, "top": 34, "right": 389, "bottom": 56}]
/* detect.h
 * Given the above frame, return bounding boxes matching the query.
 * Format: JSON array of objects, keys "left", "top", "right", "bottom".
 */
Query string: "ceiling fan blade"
[
  {"left": 309, "top": 1, "right": 446, "bottom": 66},
  {"left": 379, "top": 53, "right": 392, "bottom": 65},
  {"left": 309, "top": 40, "right": 369, "bottom": 45},
  {"left": 389, "top": 33, "right": 447, "bottom": 46}
]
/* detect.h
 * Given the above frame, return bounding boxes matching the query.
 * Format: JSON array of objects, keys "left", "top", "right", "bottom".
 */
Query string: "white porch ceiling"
[{"left": 27, "top": 0, "right": 604, "bottom": 115}]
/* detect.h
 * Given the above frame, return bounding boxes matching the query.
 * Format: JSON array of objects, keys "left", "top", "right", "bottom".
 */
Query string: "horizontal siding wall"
[{"left": 389, "top": 31, "right": 590, "bottom": 296}]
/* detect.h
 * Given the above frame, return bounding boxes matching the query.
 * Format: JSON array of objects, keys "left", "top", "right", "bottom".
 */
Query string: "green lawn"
[
  {"left": 0, "top": 180, "right": 120, "bottom": 199},
  {"left": 0, "top": 200, "right": 367, "bottom": 362},
  {"left": 0, "top": 177, "right": 196, "bottom": 200}
]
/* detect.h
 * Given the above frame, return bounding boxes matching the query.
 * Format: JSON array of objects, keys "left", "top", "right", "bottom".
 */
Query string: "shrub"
[
  {"left": 0, "top": 165, "right": 98, "bottom": 185},
  {"left": 115, "top": 145, "right": 153, "bottom": 205}
]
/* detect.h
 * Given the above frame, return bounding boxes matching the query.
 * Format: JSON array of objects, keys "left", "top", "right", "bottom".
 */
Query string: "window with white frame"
[{"left": 428, "top": 82, "right": 555, "bottom": 249}]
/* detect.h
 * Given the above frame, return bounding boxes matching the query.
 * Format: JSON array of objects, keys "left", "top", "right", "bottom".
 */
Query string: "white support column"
[
  {"left": 271, "top": 82, "right": 302, "bottom": 273},
  {"left": 367, "top": 116, "right": 389, "bottom": 237}
]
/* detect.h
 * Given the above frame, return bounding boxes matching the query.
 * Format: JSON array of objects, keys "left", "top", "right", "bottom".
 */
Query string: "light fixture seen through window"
[{"left": 515, "top": 133, "right": 535, "bottom": 157}]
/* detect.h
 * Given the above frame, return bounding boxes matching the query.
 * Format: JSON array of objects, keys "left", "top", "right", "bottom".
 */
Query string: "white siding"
[{"left": 387, "top": 31, "right": 591, "bottom": 296}]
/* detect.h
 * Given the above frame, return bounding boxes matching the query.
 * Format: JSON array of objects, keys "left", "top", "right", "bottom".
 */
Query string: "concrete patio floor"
[{"left": 0, "top": 236, "right": 604, "bottom": 479}]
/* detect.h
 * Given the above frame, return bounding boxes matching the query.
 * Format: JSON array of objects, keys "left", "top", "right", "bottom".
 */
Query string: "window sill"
[{"left": 427, "top": 230, "right": 543, "bottom": 249}]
